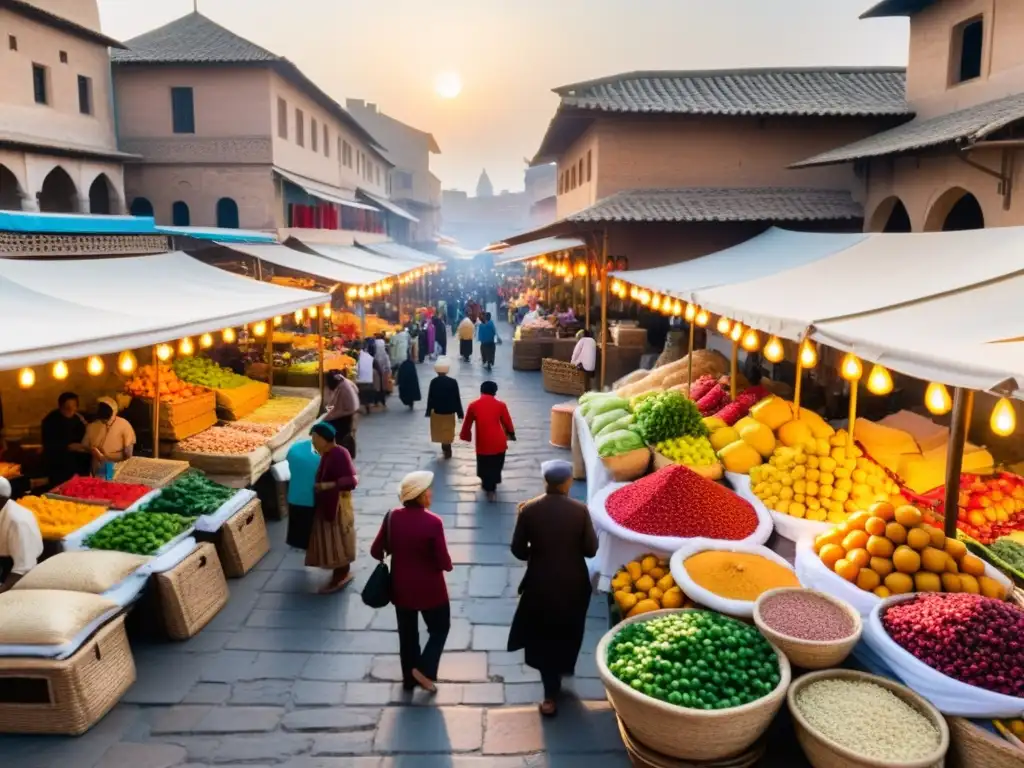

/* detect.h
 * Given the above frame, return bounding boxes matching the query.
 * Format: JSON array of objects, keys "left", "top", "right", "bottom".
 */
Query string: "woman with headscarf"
[
  {"left": 417, "top": 321, "right": 429, "bottom": 364},
  {"left": 373, "top": 337, "right": 392, "bottom": 409},
  {"left": 397, "top": 347, "right": 421, "bottom": 410},
  {"left": 424, "top": 358, "right": 463, "bottom": 459},
  {"left": 322, "top": 371, "right": 360, "bottom": 457},
  {"left": 370, "top": 471, "right": 452, "bottom": 693},
  {"left": 432, "top": 314, "right": 447, "bottom": 357},
  {"left": 460, "top": 381, "right": 515, "bottom": 502},
  {"left": 508, "top": 460, "right": 598, "bottom": 716},
  {"left": 83, "top": 397, "right": 136, "bottom": 476},
  {"left": 307, "top": 422, "right": 358, "bottom": 593},
  {"left": 457, "top": 315, "right": 475, "bottom": 363}
]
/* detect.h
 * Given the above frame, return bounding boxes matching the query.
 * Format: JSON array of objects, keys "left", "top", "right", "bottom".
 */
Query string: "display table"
[{"left": 573, "top": 409, "right": 616, "bottom": 506}]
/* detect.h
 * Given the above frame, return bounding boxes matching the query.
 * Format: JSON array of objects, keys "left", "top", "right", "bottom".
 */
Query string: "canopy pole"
[
  {"left": 793, "top": 357, "right": 804, "bottom": 418},
  {"left": 848, "top": 381, "right": 858, "bottom": 444},
  {"left": 942, "top": 388, "right": 973, "bottom": 539},
  {"left": 686, "top": 319, "right": 695, "bottom": 390},
  {"left": 152, "top": 346, "right": 160, "bottom": 460},
  {"left": 547, "top": 270, "right": 552, "bottom": 309},
  {"left": 729, "top": 341, "right": 738, "bottom": 400},
  {"left": 599, "top": 231, "right": 609, "bottom": 390},
  {"left": 266, "top": 318, "right": 274, "bottom": 391},
  {"left": 361, "top": 300, "right": 367, "bottom": 339},
  {"left": 318, "top": 312, "right": 325, "bottom": 406},
  {"left": 584, "top": 256, "right": 591, "bottom": 331}
]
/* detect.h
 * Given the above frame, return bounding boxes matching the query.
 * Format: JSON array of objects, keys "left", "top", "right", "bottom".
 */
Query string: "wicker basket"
[
  {"left": 207, "top": 498, "right": 270, "bottom": 578},
  {"left": 596, "top": 608, "right": 791, "bottom": 762},
  {"left": 616, "top": 711, "right": 767, "bottom": 767},
  {"left": 113, "top": 457, "right": 190, "bottom": 488},
  {"left": 550, "top": 401, "right": 577, "bottom": 448},
  {"left": 947, "top": 717, "right": 1024, "bottom": 768},
  {"left": 542, "top": 358, "right": 588, "bottom": 396},
  {"left": 787, "top": 670, "right": 949, "bottom": 768},
  {"left": 512, "top": 339, "right": 552, "bottom": 371},
  {"left": 752, "top": 588, "right": 862, "bottom": 670},
  {"left": 652, "top": 452, "right": 724, "bottom": 480},
  {"left": 155, "top": 542, "right": 229, "bottom": 640},
  {"left": 0, "top": 615, "right": 135, "bottom": 735},
  {"left": 601, "top": 447, "right": 652, "bottom": 482}
]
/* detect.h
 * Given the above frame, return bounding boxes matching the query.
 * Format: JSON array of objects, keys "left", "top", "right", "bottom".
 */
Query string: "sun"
[{"left": 434, "top": 71, "right": 463, "bottom": 99}]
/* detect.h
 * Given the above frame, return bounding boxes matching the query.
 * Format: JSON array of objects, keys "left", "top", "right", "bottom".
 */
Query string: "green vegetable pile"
[
  {"left": 988, "top": 538, "right": 1024, "bottom": 576},
  {"left": 86, "top": 511, "right": 195, "bottom": 555},
  {"left": 607, "top": 611, "right": 780, "bottom": 710},
  {"left": 633, "top": 390, "right": 708, "bottom": 444},
  {"left": 173, "top": 357, "right": 251, "bottom": 389},
  {"left": 136, "top": 472, "right": 235, "bottom": 518}
]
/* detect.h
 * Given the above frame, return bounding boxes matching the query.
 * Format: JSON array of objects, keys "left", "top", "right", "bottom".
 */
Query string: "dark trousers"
[
  {"left": 480, "top": 342, "right": 496, "bottom": 366},
  {"left": 396, "top": 602, "right": 450, "bottom": 684},
  {"left": 541, "top": 668, "right": 562, "bottom": 699}
]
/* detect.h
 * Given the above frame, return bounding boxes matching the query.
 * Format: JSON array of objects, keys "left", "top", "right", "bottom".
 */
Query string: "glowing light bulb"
[
  {"left": 684, "top": 303, "right": 697, "bottom": 323},
  {"left": 178, "top": 337, "right": 194, "bottom": 356},
  {"left": 86, "top": 356, "right": 105, "bottom": 376},
  {"left": 840, "top": 352, "right": 863, "bottom": 381},
  {"left": 273, "top": 315, "right": 283, "bottom": 326},
  {"left": 575, "top": 262, "right": 587, "bottom": 277},
  {"left": 798, "top": 339, "right": 818, "bottom": 368},
  {"left": 308, "top": 306, "right": 318, "bottom": 319},
  {"left": 717, "top": 317, "right": 732, "bottom": 335},
  {"left": 346, "top": 287, "right": 358, "bottom": 299},
  {"left": 611, "top": 280, "right": 622, "bottom": 294},
  {"left": 118, "top": 350, "right": 137, "bottom": 374},
  {"left": 52, "top": 360, "right": 69, "bottom": 380},
  {"left": 741, "top": 328, "right": 760, "bottom": 352},
  {"left": 924, "top": 382, "right": 952, "bottom": 415},
  {"left": 322, "top": 304, "right": 332, "bottom": 317},
  {"left": 18, "top": 367, "right": 35, "bottom": 389},
  {"left": 866, "top": 364, "right": 893, "bottom": 395},
  {"left": 357, "top": 287, "right": 367, "bottom": 299},
  {"left": 730, "top": 322, "right": 744, "bottom": 343},
  {"left": 252, "top": 321, "right": 267, "bottom": 338},
  {"left": 199, "top": 333, "right": 214, "bottom": 349},
  {"left": 639, "top": 290, "right": 651, "bottom": 307},
  {"left": 990, "top": 397, "right": 1016, "bottom": 437},
  {"left": 695, "top": 309, "right": 710, "bottom": 328},
  {"left": 763, "top": 336, "right": 784, "bottom": 363},
  {"left": 650, "top": 294, "right": 662, "bottom": 312},
  {"left": 156, "top": 344, "right": 173, "bottom": 362},
  {"left": 629, "top": 286, "right": 639, "bottom": 300},
  {"left": 222, "top": 327, "right": 237, "bottom": 344}
]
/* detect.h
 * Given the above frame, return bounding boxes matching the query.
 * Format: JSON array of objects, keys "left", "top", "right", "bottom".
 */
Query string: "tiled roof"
[
  {"left": 2, "top": 0, "right": 124, "bottom": 48},
  {"left": 566, "top": 188, "right": 863, "bottom": 224},
  {"left": 794, "top": 92, "right": 1024, "bottom": 167},
  {"left": 555, "top": 68, "right": 910, "bottom": 117},
  {"left": 860, "top": 0, "right": 939, "bottom": 18}
]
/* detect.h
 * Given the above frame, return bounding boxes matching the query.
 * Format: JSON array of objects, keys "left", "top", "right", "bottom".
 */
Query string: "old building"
[
  {"left": 111, "top": 12, "right": 407, "bottom": 240},
  {"left": 0, "top": 0, "right": 130, "bottom": 214},
  {"left": 346, "top": 99, "right": 441, "bottom": 247},
  {"left": 796, "top": 0, "right": 1024, "bottom": 232},
  {"left": 525, "top": 163, "right": 556, "bottom": 228}
]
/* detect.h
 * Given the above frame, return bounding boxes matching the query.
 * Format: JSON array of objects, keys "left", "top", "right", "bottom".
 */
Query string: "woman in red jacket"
[
  {"left": 370, "top": 471, "right": 452, "bottom": 693},
  {"left": 460, "top": 381, "right": 516, "bottom": 502}
]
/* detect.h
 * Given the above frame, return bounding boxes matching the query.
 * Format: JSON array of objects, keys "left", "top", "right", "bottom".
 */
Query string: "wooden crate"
[{"left": 155, "top": 543, "right": 229, "bottom": 640}]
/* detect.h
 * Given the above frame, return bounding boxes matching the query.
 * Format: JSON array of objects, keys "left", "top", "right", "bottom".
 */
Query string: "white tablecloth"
[{"left": 573, "top": 409, "right": 615, "bottom": 506}]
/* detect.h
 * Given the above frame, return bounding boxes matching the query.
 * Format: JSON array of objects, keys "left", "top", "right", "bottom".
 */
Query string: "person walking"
[
  {"left": 284, "top": 436, "right": 318, "bottom": 550},
  {"left": 396, "top": 350, "right": 422, "bottom": 410},
  {"left": 424, "top": 358, "right": 463, "bottom": 459},
  {"left": 570, "top": 328, "right": 598, "bottom": 390},
  {"left": 432, "top": 314, "right": 447, "bottom": 357},
  {"left": 322, "top": 371, "right": 360, "bottom": 457},
  {"left": 460, "top": 381, "right": 515, "bottom": 502},
  {"left": 457, "top": 315, "right": 475, "bottom": 363},
  {"left": 307, "top": 423, "right": 358, "bottom": 594},
  {"left": 370, "top": 471, "right": 452, "bottom": 693},
  {"left": 508, "top": 460, "right": 598, "bottom": 716},
  {"left": 477, "top": 312, "right": 498, "bottom": 372}
]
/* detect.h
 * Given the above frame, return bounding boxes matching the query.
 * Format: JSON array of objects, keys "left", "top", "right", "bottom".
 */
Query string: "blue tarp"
[
  {"left": 0, "top": 211, "right": 158, "bottom": 234},
  {"left": 157, "top": 226, "right": 276, "bottom": 243}
]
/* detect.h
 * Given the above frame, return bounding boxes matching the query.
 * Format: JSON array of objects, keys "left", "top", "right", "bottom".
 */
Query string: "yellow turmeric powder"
[{"left": 684, "top": 551, "right": 799, "bottom": 600}]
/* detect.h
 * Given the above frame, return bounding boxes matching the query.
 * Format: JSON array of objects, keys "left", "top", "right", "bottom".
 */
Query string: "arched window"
[
  {"left": 172, "top": 201, "right": 191, "bottom": 226},
  {"left": 88, "top": 174, "right": 114, "bottom": 214},
  {"left": 924, "top": 187, "right": 985, "bottom": 232},
  {"left": 0, "top": 165, "right": 23, "bottom": 211},
  {"left": 129, "top": 197, "right": 154, "bottom": 217},
  {"left": 216, "top": 197, "right": 239, "bottom": 228},
  {"left": 39, "top": 167, "right": 78, "bottom": 213}
]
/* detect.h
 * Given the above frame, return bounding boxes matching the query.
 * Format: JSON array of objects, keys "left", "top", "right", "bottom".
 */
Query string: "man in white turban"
[{"left": 0, "top": 477, "right": 43, "bottom": 592}]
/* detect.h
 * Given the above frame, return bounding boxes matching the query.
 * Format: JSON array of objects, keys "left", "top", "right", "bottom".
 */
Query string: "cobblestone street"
[{"left": 2, "top": 324, "right": 631, "bottom": 768}]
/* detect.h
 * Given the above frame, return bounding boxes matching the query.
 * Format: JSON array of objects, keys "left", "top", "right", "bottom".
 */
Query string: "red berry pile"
[
  {"left": 53, "top": 476, "right": 152, "bottom": 510},
  {"left": 606, "top": 465, "right": 758, "bottom": 539},
  {"left": 883, "top": 593, "right": 1024, "bottom": 697}
]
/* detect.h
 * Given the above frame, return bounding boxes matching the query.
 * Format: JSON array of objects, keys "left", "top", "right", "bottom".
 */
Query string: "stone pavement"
[{"left": 2, "top": 324, "right": 632, "bottom": 768}]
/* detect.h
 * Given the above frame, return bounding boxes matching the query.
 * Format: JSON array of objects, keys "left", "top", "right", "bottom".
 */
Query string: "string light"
[
  {"left": 199, "top": 333, "right": 214, "bottom": 349},
  {"left": 86, "top": 356, "right": 105, "bottom": 376},
  {"left": 178, "top": 337, "right": 195, "bottom": 356},
  {"left": 650, "top": 294, "right": 662, "bottom": 312},
  {"left": 118, "top": 350, "right": 137, "bottom": 374},
  {"left": 840, "top": 352, "right": 863, "bottom": 381},
  {"left": 293, "top": 309, "right": 304, "bottom": 323},
  {"left": 924, "top": 382, "right": 952, "bottom": 415},
  {"left": 763, "top": 336, "right": 784, "bottom": 363},
  {"left": 346, "top": 287, "right": 358, "bottom": 299},
  {"left": 51, "top": 360, "right": 69, "bottom": 380},
  {"left": 18, "top": 367, "right": 35, "bottom": 389},
  {"left": 629, "top": 286, "right": 639, "bottom": 300},
  {"left": 695, "top": 309, "right": 710, "bottom": 328},
  {"left": 716, "top": 317, "right": 732, "bottom": 335},
  {"left": 222, "top": 327, "right": 237, "bottom": 343},
  {"left": 639, "top": 290, "right": 651, "bottom": 306},
  {"left": 308, "top": 306, "right": 318, "bottom": 319},
  {"left": 990, "top": 398, "right": 1016, "bottom": 437},
  {"left": 322, "top": 305, "right": 332, "bottom": 318},
  {"left": 683, "top": 303, "right": 697, "bottom": 323},
  {"left": 252, "top": 321, "right": 267, "bottom": 338},
  {"left": 273, "top": 315, "right": 283, "bottom": 327},
  {"left": 729, "top": 322, "right": 744, "bottom": 343},
  {"left": 866, "top": 364, "right": 893, "bottom": 395},
  {"left": 798, "top": 339, "right": 818, "bottom": 368},
  {"left": 741, "top": 328, "right": 760, "bottom": 352},
  {"left": 156, "top": 344, "right": 174, "bottom": 362},
  {"left": 575, "top": 262, "right": 587, "bottom": 277}
]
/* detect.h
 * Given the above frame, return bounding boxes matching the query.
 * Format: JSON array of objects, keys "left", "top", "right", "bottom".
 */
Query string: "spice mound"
[
  {"left": 758, "top": 590, "right": 854, "bottom": 641},
  {"left": 795, "top": 678, "right": 940, "bottom": 762},
  {"left": 606, "top": 465, "right": 758, "bottom": 539},
  {"left": 684, "top": 551, "right": 798, "bottom": 601},
  {"left": 607, "top": 610, "right": 780, "bottom": 709},
  {"left": 883, "top": 593, "right": 1024, "bottom": 697}
]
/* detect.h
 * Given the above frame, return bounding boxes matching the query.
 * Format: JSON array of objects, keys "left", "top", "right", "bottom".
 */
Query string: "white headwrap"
[
  {"left": 434, "top": 358, "right": 451, "bottom": 374},
  {"left": 399, "top": 471, "right": 434, "bottom": 503}
]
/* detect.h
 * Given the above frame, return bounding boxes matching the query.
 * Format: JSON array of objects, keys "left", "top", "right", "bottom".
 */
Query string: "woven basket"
[
  {"left": 0, "top": 615, "right": 135, "bottom": 735},
  {"left": 787, "top": 670, "right": 949, "bottom": 768},
  {"left": 512, "top": 340, "right": 551, "bottom": 371},
  {"left": 209, "top": 498, "right": 270, "bottom": 578},
  {"left": 615, "top": 711, "right": 767, "bottom": 767},
  {"left": 113, "top": 457, "right": 190, "bottom": 488},
  {"left": 542, "top": 358, "right": 588, "bottom": 396},
  {"left": 947, "top": 717, "right": 1024, "bottom": 768},
  {"left": 601, "top": 446, "right": 652, "bottom": 482},
  {"left": 652, "top": 452, "right": 724, "bottom": 480},
  {"left": 550, "top": 401, "right": 577, "bottom": 448},
  {"left": 155, "top": 542, "right": 229, "bottom": 640},
  {"left": 596, "top": 608, "right": 791, "bottom": 762},
  {"left": 752, "top": 588, "right": 862, "bottom": 670}
]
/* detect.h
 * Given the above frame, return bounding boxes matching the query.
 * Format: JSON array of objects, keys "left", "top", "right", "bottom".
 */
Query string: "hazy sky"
[{"left": 97, "top": 0, "right": 908, "bottom": 193}]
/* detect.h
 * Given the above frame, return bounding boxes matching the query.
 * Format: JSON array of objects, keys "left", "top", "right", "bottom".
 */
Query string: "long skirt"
[
  {"left": 459, "top": 339, "right": 473, "bottom": 359},
  {"left": 508, "top": 579, "right": 590, "bottom": 675},
  {"left": 305, "top": 492, "right": 356, "bottom": 569},
  {"left": 476, "top": 452, "right": 506, "bottom": 492},
  {"left": 430, "top": 413, "right": 456, "bottom": 444}
]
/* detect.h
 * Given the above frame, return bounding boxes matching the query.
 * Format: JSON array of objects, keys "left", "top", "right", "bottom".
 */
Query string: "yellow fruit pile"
[
  {"left": 749, "top": 428, "right": 900, "bottom": 523},
  {"left": 612, "top": 554, "right": 690, "bottom": 617},
  {"left": 814, "top": 503, "right": 1007, "bottom": 599},
  {"left": 20, "top": 496, "right": 108, "bottom": 539}
]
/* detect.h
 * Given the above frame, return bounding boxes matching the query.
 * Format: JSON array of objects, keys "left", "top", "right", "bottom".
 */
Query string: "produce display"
[
  {"left": 225, "top": 421, "right": 279, "bottom": 438},
  {"left": 244, "top": 397, "right": 311, "bottom": 426},
  {"left": 918, "top": 472, "right": 1024, "bottom": 544},
  {"left": 19, "top": 496, "right": 108, "bottom": 539},
  {"left": 614, "top": 351, "right": 731, "bottom": 400},
  {"left": 1, "top": 462, "right": 22, "bottom": 478},
  {"left": 596, "top": 429, "right": 646, "bottom": 458},
  {"left": 52, "top": 476, "right": 152, "bottom": 510},
  {"left": 85, "top": 510, "right": 195, "bottom": 555},
  {"left": 683, "top": 551, "right": 799, "bottom": 601},
  {"left": 633, "top": 390, "right": 707, "bottom": 444},
  {"left": 882, "top": 593, "right": 1024, "bottom": 697},
  {"left": 749, "top": 429, "right": 900, "bottom": 523},
  {"left": 606, "top": 611, "right": 781, "bottom": 709},
  {"left": 135, "top": 472, "right": 235, "bottom": 517},
  {"left": 757, "top": 591, "right": 856, "bottom": 642},
  {"left": 287, "top": 351, "right": 354, "bottom": 374},
  {"left": 611, "top": 554, "right": 690, "bottom": 616},
  {"left": 794, "top": 678, "right": 942, "bottom": 762},
  {"left": 606, "top": 465, "right": 758, "bottom": 539},
  {"left": 175, "top": 426, "right": 269, "bottom": 455},
  {"left": 173, "top": 357, "right": 252, "bottom": 389},
  {"left": 653, "top": 435, "right": 717, "bottom": 469},
  {"left": 987, "top": 536, "right": 1024, "bottom": 574},
  {"left": 812, "top": 503, "right": 1006, "bottom": 599},
  {"left": 124, "top": 365, "right": 207, "bottom": 403}
]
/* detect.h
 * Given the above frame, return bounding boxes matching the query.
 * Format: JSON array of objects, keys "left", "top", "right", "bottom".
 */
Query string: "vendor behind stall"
[
  {"left": 0, "top": 477, "right": 43, "bottom": 592},
  {"left": 83, "top": 397, "right": 135, "bottom": 474},
  {"left": 41, "top": 392, "right": 89, "bottom": 486}
]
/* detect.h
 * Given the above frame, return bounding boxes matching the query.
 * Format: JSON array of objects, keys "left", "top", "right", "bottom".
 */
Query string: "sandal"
[
  {"left": 538, "top": 699, "right": 557, "bottom": 717},
  {"left": 411, "top": 669, "right": 437, "bottom": 693},
  {"left": 318, "top": 573, "right": 354, "bottom": 594}
]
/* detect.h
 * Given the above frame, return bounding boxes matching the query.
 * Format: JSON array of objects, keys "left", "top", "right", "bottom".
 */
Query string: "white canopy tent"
[
  {"left": 218, "top": 242, "right": 389, "bottom": 286},
  {"left": 0, "top": 251, "right": 326, "bottom": 370},
  {"left": 297, "top": 241, "right": 424, "bottom": 276},
  {"left": 492, "top": 236, "right": 587, "bottom": 266},
  {"left": 355, "top": 239, "right": 442, "bottom": 264},
  {"left": 609, "top": 228, "right": 866, "bottom": 296}
]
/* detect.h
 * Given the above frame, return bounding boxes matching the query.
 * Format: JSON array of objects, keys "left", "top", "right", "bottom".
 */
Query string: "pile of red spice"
[
  {"left": 606, "top": 464, "right": 758, "bottom": 539},
  {"left": 53, "top": 476, "right": 152, "bottom": 510}
]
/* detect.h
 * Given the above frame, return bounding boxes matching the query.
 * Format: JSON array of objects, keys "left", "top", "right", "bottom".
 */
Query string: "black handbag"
[{"left": 362, "top": 511, "right": 392, "bottom": 608}]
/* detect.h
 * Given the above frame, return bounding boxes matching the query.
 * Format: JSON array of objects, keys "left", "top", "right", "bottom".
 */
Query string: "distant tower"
[{"left": 476, "top": 169, "right": 494, "bottom": 198}]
